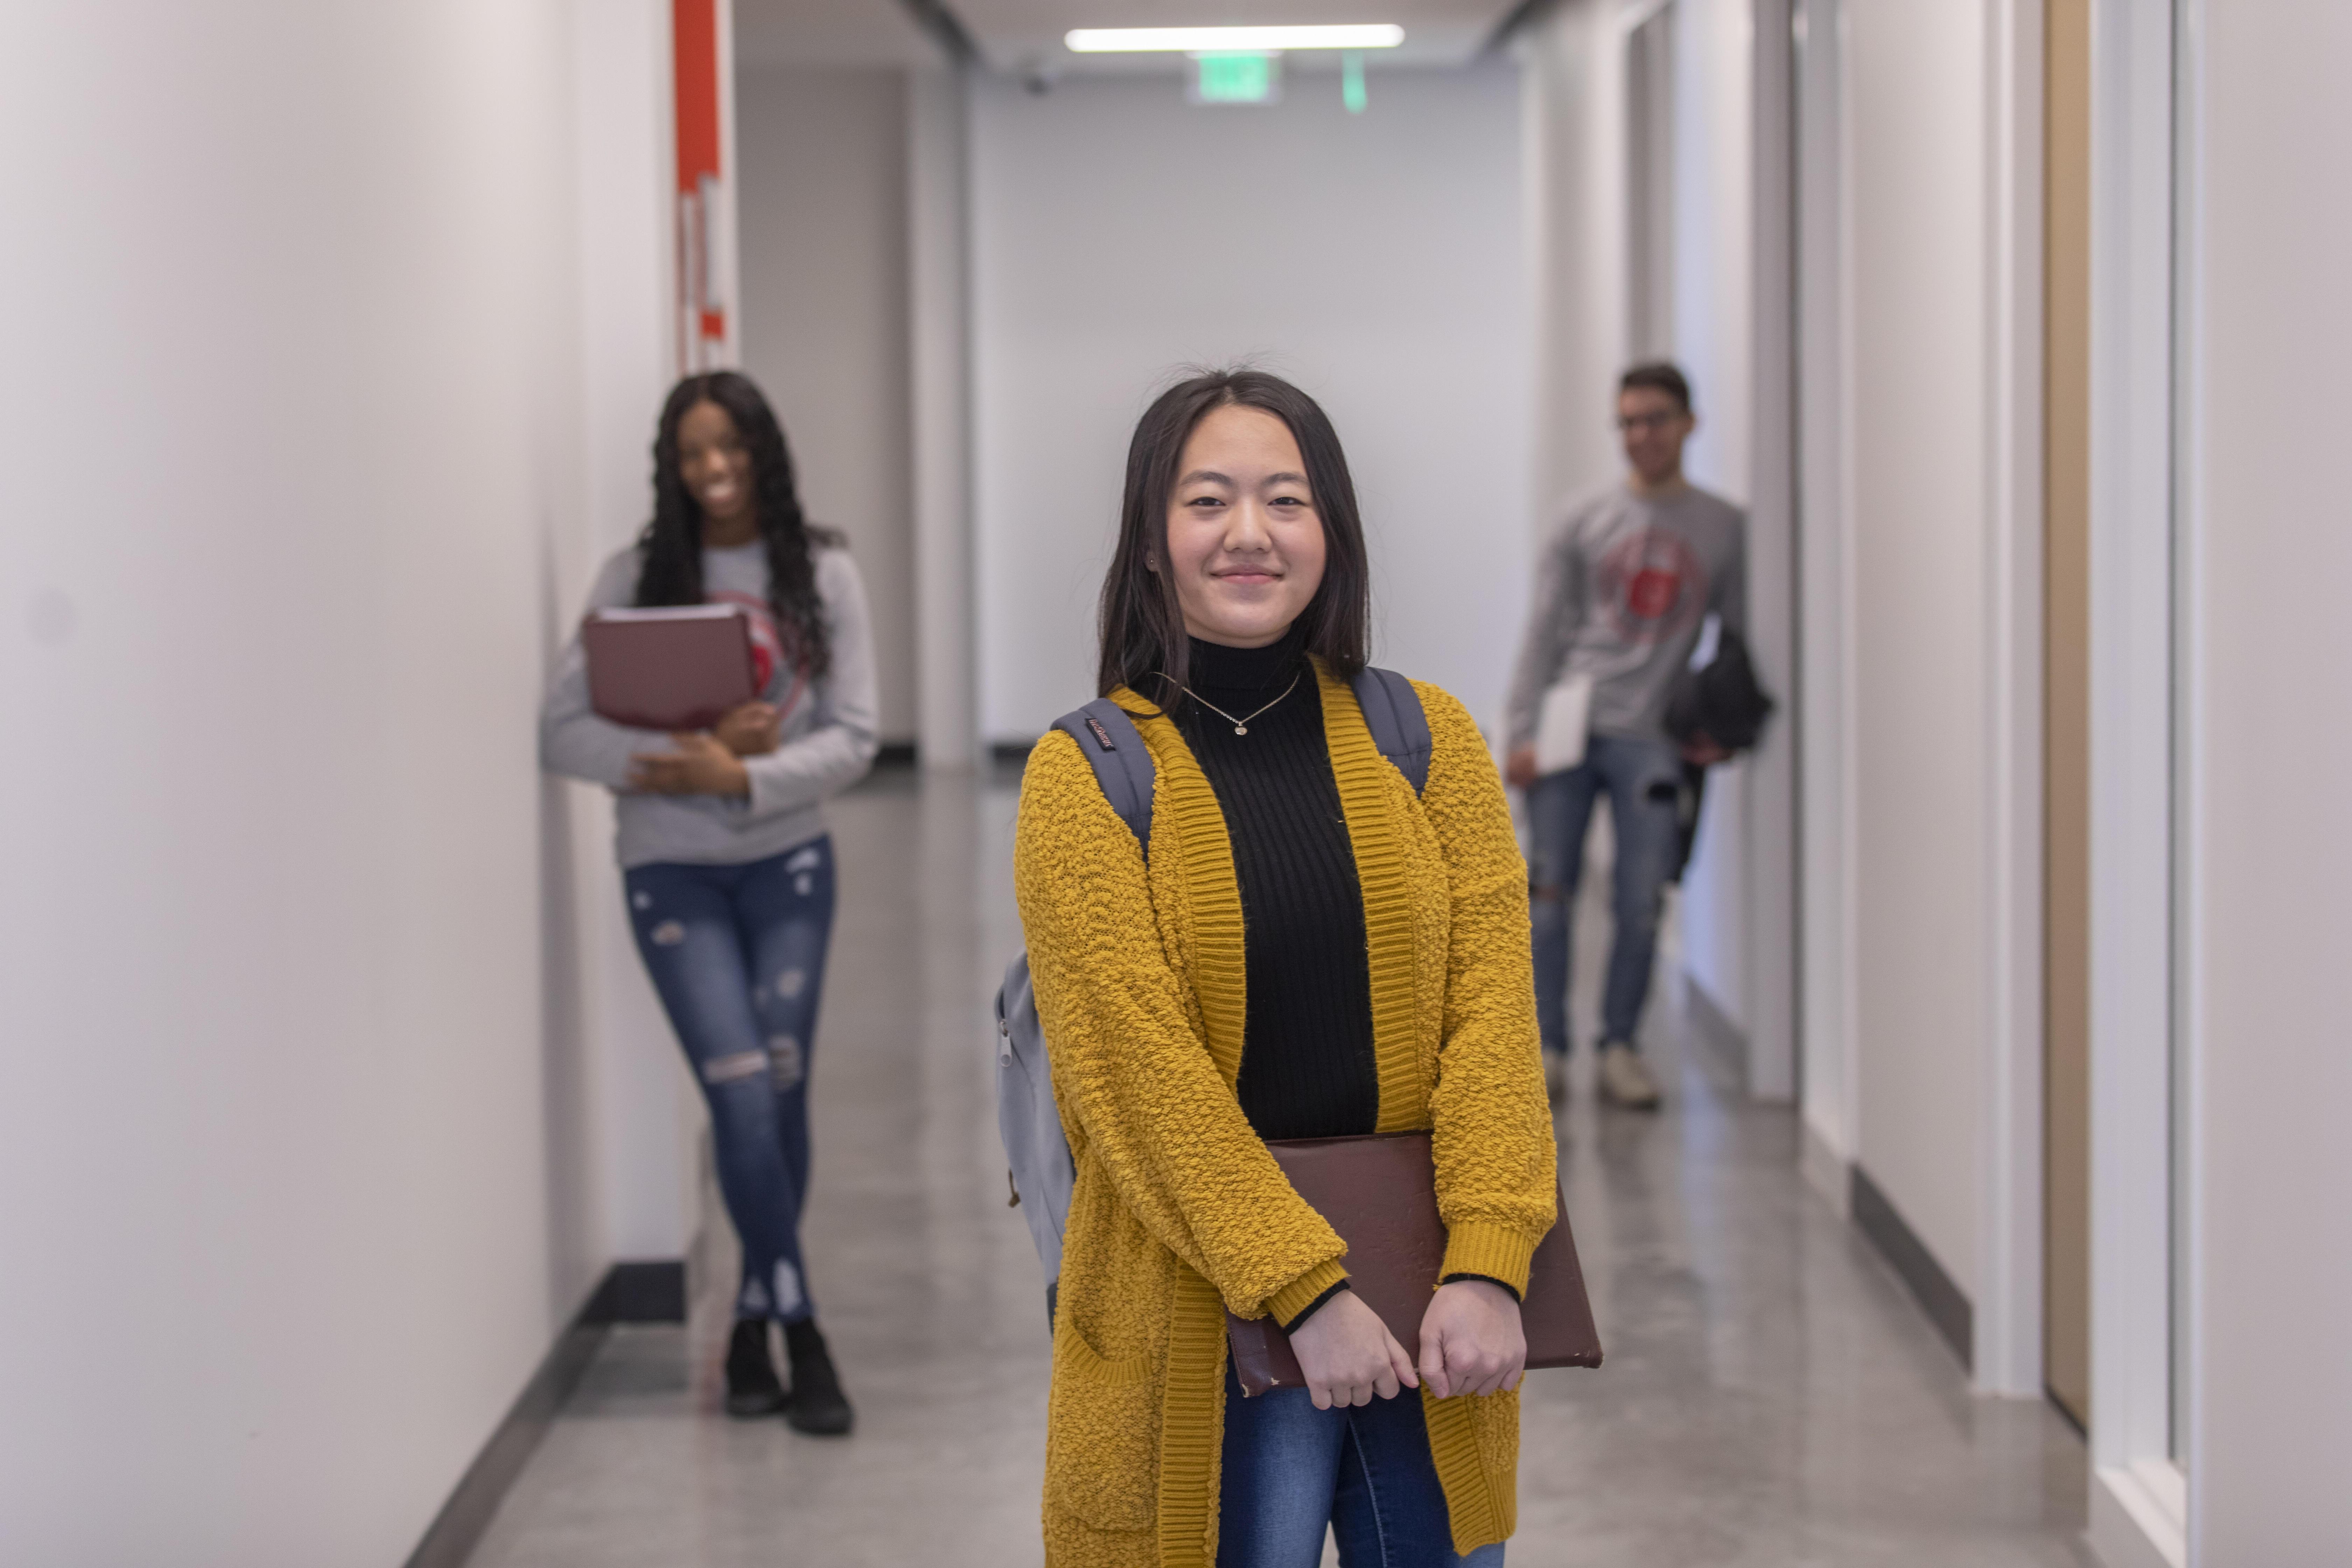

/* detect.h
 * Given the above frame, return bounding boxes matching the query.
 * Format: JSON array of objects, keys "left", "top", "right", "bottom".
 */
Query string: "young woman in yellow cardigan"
[{"left": 1014, "top": 370, "right": 1558, "bottom": 1567}]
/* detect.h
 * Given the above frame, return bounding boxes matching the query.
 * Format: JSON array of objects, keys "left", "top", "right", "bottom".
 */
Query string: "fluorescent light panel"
[{"left": 1064, "top": 24, "right": 1405, "bottom": 52}]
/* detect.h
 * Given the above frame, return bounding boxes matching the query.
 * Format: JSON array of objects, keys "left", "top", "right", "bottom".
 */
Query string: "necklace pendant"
[{"left": 1233, "top": 724, "right": 1248, "bottom": 736}]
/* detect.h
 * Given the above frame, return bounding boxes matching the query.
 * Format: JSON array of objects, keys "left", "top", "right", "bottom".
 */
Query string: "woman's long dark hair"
[
  {"left": 1098, "top": 369, "right": 1372, "bottom": 701},
  {"left": 634, "top": 371, "right": 843, "bottom": 676}
]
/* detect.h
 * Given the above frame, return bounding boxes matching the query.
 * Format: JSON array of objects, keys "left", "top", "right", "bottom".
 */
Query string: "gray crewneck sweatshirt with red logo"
[{"left": 1504, "top": 483, "right": 1747, "bottom": 750}]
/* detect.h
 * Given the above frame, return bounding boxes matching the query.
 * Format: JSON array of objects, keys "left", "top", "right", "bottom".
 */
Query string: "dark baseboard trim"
[
  {"left": 873, "top": 741, "right": 917, "bottom": 769},
  {"left": 401, "top": 1320, "right": 606, "bottom": 1568},
  {"left": 583, "top": 1259, "right": 687, "bottom": 1324},
  {"left": 990, "top": 740, "right": 1036, "bottom": 766},
  {"left": 1850, "top": 1164, "right": 1973, "bottom": 1372},
  {"left": 402, "top": 1257, "right": 685, "bottom": 1568}
]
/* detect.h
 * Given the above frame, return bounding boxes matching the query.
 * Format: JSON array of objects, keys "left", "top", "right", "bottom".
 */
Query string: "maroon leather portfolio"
[
  {"left": 581, "top": 605, "right": 758, "bottom": 733},
  {"left": 1226, "top": 1131, "right": 1602, "bottom": 1397}
]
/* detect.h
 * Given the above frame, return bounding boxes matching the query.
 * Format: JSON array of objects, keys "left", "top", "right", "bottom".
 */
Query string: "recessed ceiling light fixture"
[{"left": 1064, "top": 24, "right": 1405, "bottom": 52}]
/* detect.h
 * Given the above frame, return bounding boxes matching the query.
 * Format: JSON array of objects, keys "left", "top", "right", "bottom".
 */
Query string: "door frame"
[{"left": 2084, "top": 0, "right": 2195, "bottom": 1559}]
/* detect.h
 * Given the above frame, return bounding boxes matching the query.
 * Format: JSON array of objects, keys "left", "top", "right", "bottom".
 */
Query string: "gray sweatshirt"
[
  {"left": 541, "top": 541, "right": 878, "bottom": 868},
  {"left": 1504, "top": 483, "right": 1747, "bottom": 748}
]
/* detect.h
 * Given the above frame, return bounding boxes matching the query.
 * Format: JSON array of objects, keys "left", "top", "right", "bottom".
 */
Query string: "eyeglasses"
[{"left": 1616, "top": 412, "right": 1685, "bottom": 433}]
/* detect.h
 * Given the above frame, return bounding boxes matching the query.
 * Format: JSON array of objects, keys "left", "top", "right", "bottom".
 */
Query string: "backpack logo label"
[{"left": 1084, "top": 716, "right": 1116, "bottom": 751}]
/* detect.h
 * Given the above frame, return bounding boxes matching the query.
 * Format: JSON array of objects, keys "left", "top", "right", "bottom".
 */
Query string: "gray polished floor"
[{"left": 464, "top": 775, "right": 2091, "bottom": 1568}]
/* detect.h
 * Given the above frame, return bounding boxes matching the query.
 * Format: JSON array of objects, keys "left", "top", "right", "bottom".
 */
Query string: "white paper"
[{"left": 1534, "top": 674, "right": 1594, "bottom": 777}]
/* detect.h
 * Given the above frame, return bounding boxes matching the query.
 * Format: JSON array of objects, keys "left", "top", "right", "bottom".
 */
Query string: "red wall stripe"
[
  {"left": 674, "top": 0, "right": 721, "bottom": 194},
  {"left": 674, "top": 0, "right": 726, "bottom": 344}
]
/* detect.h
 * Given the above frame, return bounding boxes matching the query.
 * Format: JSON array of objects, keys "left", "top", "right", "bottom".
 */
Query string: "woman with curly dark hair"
[{"left": 542, "top": 371, "right": 876, "bottom": 1434}]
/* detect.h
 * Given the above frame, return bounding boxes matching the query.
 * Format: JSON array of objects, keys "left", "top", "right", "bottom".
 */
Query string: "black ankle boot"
[
  {"left": 782, "top": 1319, "right": 854, "bottom": 1436},
  {"left": 723, "top": 1318, "right": 786, "bottom": 1418}
]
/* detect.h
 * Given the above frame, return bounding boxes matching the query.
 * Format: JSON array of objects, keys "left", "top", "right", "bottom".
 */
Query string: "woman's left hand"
[
  {"left": 1416, "top": 1279, "right": 1527, "bottom": 1399},
  {"left": 630, "top": 733, "right": 751, "bottom": 798}
]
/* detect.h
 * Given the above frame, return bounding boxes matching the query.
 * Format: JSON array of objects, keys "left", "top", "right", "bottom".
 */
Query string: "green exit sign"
[{"left": 1191, "top": 51, "right": 1280, "bottom": 105}]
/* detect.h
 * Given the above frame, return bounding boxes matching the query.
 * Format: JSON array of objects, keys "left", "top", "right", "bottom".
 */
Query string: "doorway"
[{"left": 2043, "top": 0, "right": 2093, "bottom": 1434}]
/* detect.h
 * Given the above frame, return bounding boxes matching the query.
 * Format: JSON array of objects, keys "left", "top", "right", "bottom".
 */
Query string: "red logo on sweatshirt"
[
  {"left": 708, "top": 589, "right": 784, "bottom": 691},
  {"left": 1596, "top": 529, "right": 1707, "bottom": 644}
]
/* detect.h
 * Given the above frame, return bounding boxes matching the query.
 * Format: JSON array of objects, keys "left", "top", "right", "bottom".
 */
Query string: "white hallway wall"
[
  {"left": 1842, "top": 0, "right": 1998, "bottom": 1310},
  {"left": 2191, "top": 0, "right": 2352, "bottom": 1553},
  {"left": 570, "top": 0, "right": 701, "bottom": 1269},
  {"left": 1822, "top": 0, "right": 2043, "bottom": 1396},
  {"left": 0, "top": 0, "right": 675, "bottom": 1558},
  {"left": 1662, "top": 0, "right": 1758, "bottom": 1039},
  {"left": 969, "top": 66, "right": 1531, "bottom": 740},
  {"left": 736, "top": 64, "right": 919, "bottom": 746},
  {"left": 1519, "top": 0, "right": 1628, "bottom": 532}
]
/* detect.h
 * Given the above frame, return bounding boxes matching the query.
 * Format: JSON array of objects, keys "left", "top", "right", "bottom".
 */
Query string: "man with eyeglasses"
[{"left": 1503, "top": 362, "right": 1748, "bottom": 1110}]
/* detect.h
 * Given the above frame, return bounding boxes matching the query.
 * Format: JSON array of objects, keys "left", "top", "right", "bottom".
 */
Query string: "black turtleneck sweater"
[{"left": 1171, "top": 634, "right": 1380, "bottom": 1143}]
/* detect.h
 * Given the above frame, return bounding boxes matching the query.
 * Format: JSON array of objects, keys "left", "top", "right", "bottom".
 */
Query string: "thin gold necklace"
[{"left": 1164, "top": 670, "right": 1303, "bottom": 737}]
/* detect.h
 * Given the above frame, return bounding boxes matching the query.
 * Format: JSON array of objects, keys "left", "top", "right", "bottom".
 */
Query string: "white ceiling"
[{"left": 732, "top": 0, "right": 1519, "bottom": 74}]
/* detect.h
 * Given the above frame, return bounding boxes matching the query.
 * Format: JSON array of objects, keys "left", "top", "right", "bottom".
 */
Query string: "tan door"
[{"left": 2043, "top": 0, "right": 2093, "bottom": 1433}]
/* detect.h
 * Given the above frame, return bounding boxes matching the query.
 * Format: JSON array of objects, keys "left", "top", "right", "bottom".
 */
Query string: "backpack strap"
[
  {"left": 1051, "top": 698, "right": 1156, "bottom": 849},
  {"left": 1047, "top": 674, "right": 1425, "bottom": 847},
  {"left": 1349, "top": 667, "right": 1432, "bottom": 796}
]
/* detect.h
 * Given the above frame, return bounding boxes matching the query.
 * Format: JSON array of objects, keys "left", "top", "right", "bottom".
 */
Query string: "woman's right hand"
[
  {"left": 712, "top": 701, "right": 782, "bottom": 757},
  {"left": 1504, "top": 743, "right": 1539, "bottom": 791},
  {"left": 1286, "top": 1290, "right": 1419, "bottom": 1410}
]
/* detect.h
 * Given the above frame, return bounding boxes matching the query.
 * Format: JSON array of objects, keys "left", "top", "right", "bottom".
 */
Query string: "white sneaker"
[
  {"left": 1597, "top": 1043, "right": 1662, "bottom": 1110},
  {"left": 1543, "top": 1049, "right": 1569, "bottom": 1105}
]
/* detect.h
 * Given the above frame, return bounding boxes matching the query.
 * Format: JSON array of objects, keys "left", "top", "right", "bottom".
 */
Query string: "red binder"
[
  {"left": 581, "top": 605, "right": 758, "bottom": 732},
  {"left": 1226, "top": 1132, "right": 1602, "bottom": 1397}
]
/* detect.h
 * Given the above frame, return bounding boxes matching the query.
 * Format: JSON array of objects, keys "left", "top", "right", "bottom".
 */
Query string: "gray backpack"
[{"left": 994, "top": 670, "right": 1434, "bottom": 1321}]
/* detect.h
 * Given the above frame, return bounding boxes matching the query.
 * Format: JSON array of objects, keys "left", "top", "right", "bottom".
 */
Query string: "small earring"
[{"left": 1146, "top": 554, "right": 1159, "bottom": 572}]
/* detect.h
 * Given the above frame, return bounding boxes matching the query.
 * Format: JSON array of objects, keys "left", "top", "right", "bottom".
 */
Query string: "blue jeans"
[
  {"left": 1526, "top": 734, "right": 1683, "bottom": 1051},
  {"left": 625, "top": 838, "right": 836, "bottom": 1323},
  {"left": 1218, "top": 1360, "right": 1505, "bottom": 1568}
]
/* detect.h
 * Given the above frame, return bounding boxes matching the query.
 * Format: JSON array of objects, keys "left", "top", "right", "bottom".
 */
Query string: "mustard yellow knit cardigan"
[{"left": 1012, "top": 662, "right": 1558, "bottom": 1567}]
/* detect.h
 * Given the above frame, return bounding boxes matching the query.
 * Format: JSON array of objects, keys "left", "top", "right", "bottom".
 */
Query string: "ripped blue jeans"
[
  {"left": 625, "top": 837, "right": 836, "bottom": 1323},
  {"left": 1526, "top": 734, "right": 1683, "bottom": 1051}
]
